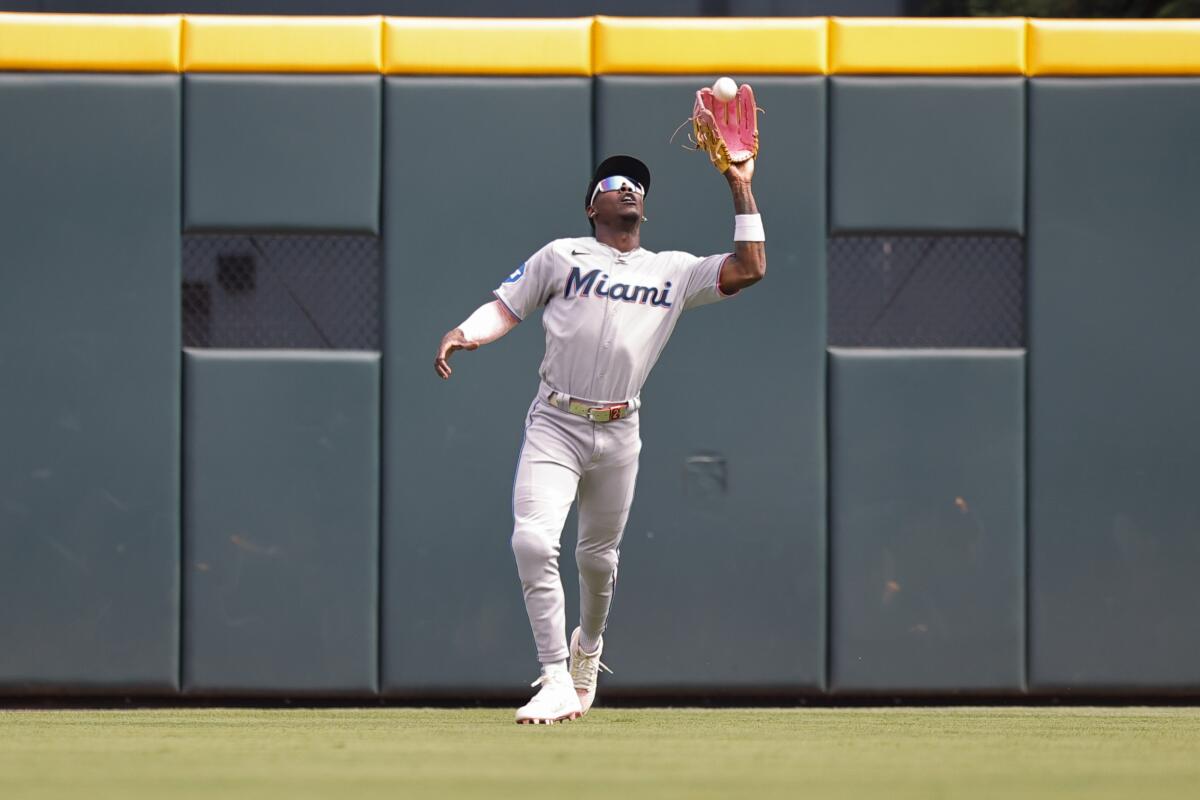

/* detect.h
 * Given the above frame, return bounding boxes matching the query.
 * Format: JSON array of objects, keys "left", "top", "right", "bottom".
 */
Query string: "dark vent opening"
[
  {"left": 828, "top": 235, "right": 1025, "bottom": 349},
  {"left": 183, "top": 234, "right": 380, "bottom": 350}
]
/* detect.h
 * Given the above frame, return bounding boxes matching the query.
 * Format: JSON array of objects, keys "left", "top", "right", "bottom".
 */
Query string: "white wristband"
[{"left": 734, "top": 213, "right": 765, "bottom": 242}]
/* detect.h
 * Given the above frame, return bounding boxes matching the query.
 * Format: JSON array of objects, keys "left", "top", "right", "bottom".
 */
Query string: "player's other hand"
[
  {"left": 434, "top": 328, "right": 479, "bottom": 380},
  {"left": 725, "top": 157, "right": 754, "bottom": 185}
]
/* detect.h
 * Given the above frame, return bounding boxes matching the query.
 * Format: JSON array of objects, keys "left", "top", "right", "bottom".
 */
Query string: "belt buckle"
[{"left": 587, "top": 404, "right": 622, "bottom": 423}]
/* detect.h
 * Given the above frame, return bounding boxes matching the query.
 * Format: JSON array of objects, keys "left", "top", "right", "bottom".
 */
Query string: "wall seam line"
[{"left": 1021, "top": 74, "right": 1032, "bottom": 696}]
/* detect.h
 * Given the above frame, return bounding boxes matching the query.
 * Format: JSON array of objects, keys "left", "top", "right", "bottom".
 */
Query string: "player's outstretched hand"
[{"left": 434, "top": 328, "right": 479, "bottom": 380}]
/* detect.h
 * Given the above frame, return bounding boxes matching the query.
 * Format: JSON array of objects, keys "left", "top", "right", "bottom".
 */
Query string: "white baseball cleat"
[
  {"left": 569, "top": 627, "right": 613, "bottom": 715},
  {"left": 515, "top": 668, "right": 583, "bottom": 725}
]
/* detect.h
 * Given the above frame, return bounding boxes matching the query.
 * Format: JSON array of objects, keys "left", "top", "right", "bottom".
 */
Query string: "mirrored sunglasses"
[{"left": 590, "top": 175, "right": 645, "bottom": 205}]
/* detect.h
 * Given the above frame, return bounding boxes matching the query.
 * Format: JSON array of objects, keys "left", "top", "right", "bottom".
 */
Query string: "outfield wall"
[{"left": 2, "top": 15, "right": 1199, "bottom": 698}]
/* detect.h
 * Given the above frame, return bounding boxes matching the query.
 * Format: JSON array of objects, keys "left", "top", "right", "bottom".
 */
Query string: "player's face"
[{"left": 589, "top": 176, "right": 644, "bottom": 225}]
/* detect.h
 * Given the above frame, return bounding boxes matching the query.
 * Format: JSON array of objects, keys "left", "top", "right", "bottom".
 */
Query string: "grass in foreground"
[{"left": 1, "top": 707, "right": 1198, "bottom": 799}]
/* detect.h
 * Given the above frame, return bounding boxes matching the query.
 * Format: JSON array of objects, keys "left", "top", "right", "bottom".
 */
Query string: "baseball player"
[{"left": 434, "top": 148, "right": 765, "bottom": 724}]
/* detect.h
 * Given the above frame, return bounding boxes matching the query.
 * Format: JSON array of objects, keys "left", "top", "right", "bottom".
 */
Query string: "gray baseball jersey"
[
  {"left": 499, "top": 234, "right": 739, "bottom": 669},
  {"left": 493, "top": 237, "right": 735, "bottom": 404}
]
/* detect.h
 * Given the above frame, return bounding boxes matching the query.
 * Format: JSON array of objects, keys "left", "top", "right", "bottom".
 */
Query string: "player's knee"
[
  {"left": 575, "top": 546, "right": 617, "bottom": 583},
  {"left": 511, "top": 527, "right": 556, "bottom": 571}
]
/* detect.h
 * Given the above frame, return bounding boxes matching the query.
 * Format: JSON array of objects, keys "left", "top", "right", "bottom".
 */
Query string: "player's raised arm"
[
  {"left": 717, "top": 159, "right": 765, "bottom": 295},
  {"left": 690, "top": 79, "right": 766, "bottom": 295},
  {"left": 434, "top": 299, "right": 519, "bottom": 380}
]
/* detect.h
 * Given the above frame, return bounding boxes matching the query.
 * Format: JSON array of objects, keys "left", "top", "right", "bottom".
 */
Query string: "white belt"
[{"left": 546, "top": 389, "right": 640, "bottom": 423}]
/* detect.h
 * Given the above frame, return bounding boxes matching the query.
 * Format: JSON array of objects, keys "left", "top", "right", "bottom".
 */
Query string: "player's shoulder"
[
  {"left": 556, "top": 236, "right": 599, "bottom": 253},
  {"left": 536, "top": 237, "right": 592, "bottom": 261},
  {"left": 647, "top": 249, "right": 702, "bottom": 266}
]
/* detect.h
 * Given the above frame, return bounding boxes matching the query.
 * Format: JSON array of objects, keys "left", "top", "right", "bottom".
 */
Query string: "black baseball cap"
[{"left": 584, "top": 154, "right": 651, "bottom": 208}]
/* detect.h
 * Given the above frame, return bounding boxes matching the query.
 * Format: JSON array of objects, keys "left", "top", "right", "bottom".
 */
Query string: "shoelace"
[
  {"left": 570, "top": 650, "right": 614, "bottom": 688},
  {"left": 528, "top": 671, "right": 574, "bottom": 690}
]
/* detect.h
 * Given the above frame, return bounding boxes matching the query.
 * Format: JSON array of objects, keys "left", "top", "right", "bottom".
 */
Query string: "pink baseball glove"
[{"left": 691, "top": 83, "right": 759, "bottom": 173}]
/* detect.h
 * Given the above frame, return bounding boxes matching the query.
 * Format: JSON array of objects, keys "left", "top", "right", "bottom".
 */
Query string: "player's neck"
[{"left": 594, "top": 224, "right": 640, "bottom": 254}]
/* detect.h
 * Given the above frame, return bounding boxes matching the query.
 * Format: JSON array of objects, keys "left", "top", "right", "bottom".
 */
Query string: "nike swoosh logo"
[{"left": 571, "top": 249, "right": 589, "bottom": 256}]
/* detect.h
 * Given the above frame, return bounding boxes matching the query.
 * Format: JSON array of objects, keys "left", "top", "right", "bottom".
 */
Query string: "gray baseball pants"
[{"left": 510, "top": 388, "right": 641, "bottom": 665}]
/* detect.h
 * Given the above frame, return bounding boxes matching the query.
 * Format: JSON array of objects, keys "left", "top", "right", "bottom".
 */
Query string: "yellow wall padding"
[
  {"left": 0, "top": 13, "right": 181, "bottom": 72},
  {"left": 383, "top": 17, "right": 592, "bottom": 75},
  {"left": 8, "top": 14, "right": 1200, "bottom": 77},
  {"left": 593, "top": 16, "right": 827, "bottom": 75},
  {"left": 1028, "top": 20, "right": 1200, "bottom": 76},
  {"left": 829, "top": 17, "right": 1026, "bottom": 74},
  {"left": 182, "top": 15, "right": 382, "bottom": 72}
]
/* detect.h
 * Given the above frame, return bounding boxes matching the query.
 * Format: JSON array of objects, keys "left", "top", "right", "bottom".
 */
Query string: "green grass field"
[{"left": 2, "top": 707, "right": 1198, "bottom": 799}]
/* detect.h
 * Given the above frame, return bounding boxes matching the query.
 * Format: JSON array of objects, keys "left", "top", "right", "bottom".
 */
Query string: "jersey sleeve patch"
[
  {"left": 494, "top": 242, "right": 557, "bottom": 319},
  {"left": 503, "top": 262, "right": 527, "bottom": 284}
]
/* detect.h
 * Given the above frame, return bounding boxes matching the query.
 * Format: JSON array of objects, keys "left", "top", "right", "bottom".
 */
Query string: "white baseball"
[{"left": 712, "top": 77, "right": 738, "bottom": 103}]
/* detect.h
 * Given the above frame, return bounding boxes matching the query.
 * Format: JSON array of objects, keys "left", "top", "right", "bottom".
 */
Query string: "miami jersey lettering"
[{"left": 563, "top": 267, "right": 673, "bottom": 308}]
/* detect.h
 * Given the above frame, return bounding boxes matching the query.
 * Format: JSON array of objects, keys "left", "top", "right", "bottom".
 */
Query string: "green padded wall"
[
  {"left": 184, "top": 75, "right": 381, "bottom": 233},
  {"left": 1028, "top": 79, "right": 1200, "bottom": 691},
  {"left": 829, "top": 349, "right": 1025, "bottom": 693},
  {"left": 381, "top": 78, "right": 592, "bottom": 692},
  {"left": 830, "top": 77, "right": 1024, "bottom": 234},
  {"left": 594, "top": 77, "right": 827, "bottom": 690},
  {"left": 0, "top": 75, "right": 180, "bottom": 693},
  {"left": 183, "top": 350, "right": 379, "bottom": 696}
]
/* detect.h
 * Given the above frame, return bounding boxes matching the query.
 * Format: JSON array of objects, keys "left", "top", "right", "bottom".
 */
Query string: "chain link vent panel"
[
  {"left": 183, "top": 235, "right": 380, "bottom": 350},
  {"left": 828, "top": 235, "right": 1024, "bottom": 348}
]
